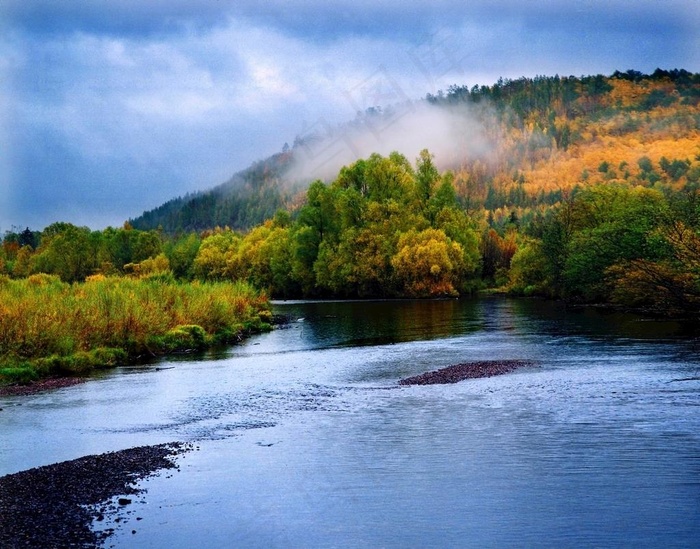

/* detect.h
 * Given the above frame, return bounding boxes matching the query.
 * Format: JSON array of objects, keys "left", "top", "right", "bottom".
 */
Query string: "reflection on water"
[
  {"left": 1, "top": 297, "right": 699, "bottom": 548},
  {"left": 269, "top": 298, "right": 485, "bottom": 348}
]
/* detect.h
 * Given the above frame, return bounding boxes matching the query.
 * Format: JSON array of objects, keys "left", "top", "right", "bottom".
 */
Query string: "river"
[{"left": 1, "top": 297, "right": 699, "bottom": 547}]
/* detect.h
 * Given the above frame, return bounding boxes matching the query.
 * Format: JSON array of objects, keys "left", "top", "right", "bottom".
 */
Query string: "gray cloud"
[
  {"left": 1, "top": 0, "right": 698, "bottom": 231},
  {"left": 6, "top": 1, "right": 697, "bottom": 44}
]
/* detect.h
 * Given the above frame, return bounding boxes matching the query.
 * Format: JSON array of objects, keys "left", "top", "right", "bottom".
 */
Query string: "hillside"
[
  {"left": 129, "top": 152, "right": 301, "bottom": 233},
  {"left": 3, "top": 69, "right": 700, "bottom": 312},
  {"left": 129, "top": 69, "right": 700, "bottom": 233}
]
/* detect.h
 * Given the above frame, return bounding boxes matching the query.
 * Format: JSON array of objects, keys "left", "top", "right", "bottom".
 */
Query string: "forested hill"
[
  {"left": 130, "top": 69, "right": 700, "bottom": 233},
  {"left": 4, "top": 69, "right": 700, "bottom": 313},
  {"left": 129, "top": 151, "right": 301, "bottom": 233}
]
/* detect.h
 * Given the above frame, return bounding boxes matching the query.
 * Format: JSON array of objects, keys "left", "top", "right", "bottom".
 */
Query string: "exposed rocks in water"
[
  {"left": 0, "top": 442, "right": 191, "bottom": 548},
  {"left": 271, "top": 313, "right": 294, "bottom": 326},
  {"left": 0, "top": 377, "right": 89, "bottom": 397},
  {"left": 398, "top": 360, "right": 535, "bottom": 385}
]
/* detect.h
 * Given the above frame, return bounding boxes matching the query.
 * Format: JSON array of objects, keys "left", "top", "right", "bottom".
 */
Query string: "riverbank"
[
  {"left": 0, "top": 376, "right": 89, "bottom": 397},
  {"left": 0, "top": 442, "right": 192, "bottom": 548},
  {"left": 0, "top": 275, "right": 271, "bottom": 385}
]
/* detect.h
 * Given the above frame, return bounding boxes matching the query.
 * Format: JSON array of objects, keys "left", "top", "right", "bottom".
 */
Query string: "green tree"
[
  {"left": 415, "top": 149, "right": 440, "bottom": 212},
  {"left": 428, "top": 172, "right": 459, "bottom": 224},
  {"left": 364, "top": 153, "right": 415, "bottom": 204},
  {"left": 132, "top": 231, "right": 163, "bottom": 263},
  {"left": 637, "top": 156, "right": 654, "bottom": 174},
  {"left": 433, "top": 207, "right": 481, "bottom": 289},
  {"left": 507, "top": 238, "right": 550, "bottom": 296},
  {"left": 290, "top": 225, "right": 322, "bottom": 295},
  {"left": 166, "top": 232, "right": 201, "bottom": 280},
  {"left": 313, "top": 231, "right": 358, "bottom": 296},
  {"left": 32, "top": 223, "right": 98, "bottom": 282},
  {"left": 563, "top": 186, "right": 667, "bottom": 301}
]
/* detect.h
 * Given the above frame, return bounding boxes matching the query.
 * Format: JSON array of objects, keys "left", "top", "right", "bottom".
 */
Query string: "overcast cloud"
[{"left": 1, "top": 0, "right": 699, "bottom": 230}]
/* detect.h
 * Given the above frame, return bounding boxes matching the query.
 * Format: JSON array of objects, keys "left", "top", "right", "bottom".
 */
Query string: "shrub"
[
  {"left": 0, "top": 277, "right": 269, "bottom": 383},
  {"left": 0, "top": 365, "right": 39, "bottom": 384},
  {"left": 150, "top": 325, "right": 208, "bottom": 353}
]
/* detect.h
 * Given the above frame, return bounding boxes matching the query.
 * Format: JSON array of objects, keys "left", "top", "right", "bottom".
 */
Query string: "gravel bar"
[
  {"left": 0, "top": 442, "right": 192, "bottom": 548},
  {"left": 398, "top": 360, "right": 535, "bottom": 385},
  {"left": 0, "top": 377, "right": 89, "bottom": 397}
]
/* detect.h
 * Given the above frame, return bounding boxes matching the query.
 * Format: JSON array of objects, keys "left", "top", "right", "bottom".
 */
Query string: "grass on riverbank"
[{"left": 0, "top": 274, "right": 271, "bottom": 384}]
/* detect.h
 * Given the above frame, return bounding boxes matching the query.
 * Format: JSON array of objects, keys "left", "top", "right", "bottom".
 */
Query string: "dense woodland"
[{"left": 3, "top": 69, "right": 700, "bottom": 317}]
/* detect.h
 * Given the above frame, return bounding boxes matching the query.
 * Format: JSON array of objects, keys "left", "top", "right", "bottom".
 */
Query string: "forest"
[{"left": 2, "top": 70, "right": 700, "bottom": 377}]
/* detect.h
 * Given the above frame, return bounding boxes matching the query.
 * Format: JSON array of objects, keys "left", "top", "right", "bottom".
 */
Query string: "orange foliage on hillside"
[
  {"left": 523, "top": 134, "right": 700, "bottom": 193},
  {"left": 443, "top": 74, "right": 700, "bottom": 203}
]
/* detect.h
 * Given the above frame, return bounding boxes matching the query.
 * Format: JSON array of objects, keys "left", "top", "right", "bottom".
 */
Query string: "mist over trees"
[
  {"left": 3, "top": 69, "right": 700, "bottom": 314},
  {"left": 127, "top": 69, "right": 700, "bottom": 234}
]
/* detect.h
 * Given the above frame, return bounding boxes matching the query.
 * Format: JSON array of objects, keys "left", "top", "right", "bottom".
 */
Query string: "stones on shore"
[
  {"left": 398, "top": 360, "right": 535, "bottom": 385},
  {"left": 0, "top": 442, "right": 191, "bottom": 548},
  {"left": 0, "top": 377, "right": 90, "bottom": 397}
]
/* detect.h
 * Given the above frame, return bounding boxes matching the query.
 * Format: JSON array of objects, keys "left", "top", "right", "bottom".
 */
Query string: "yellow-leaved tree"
[{"left": 391, "top": 228, "right": 464, "bottom": 297}]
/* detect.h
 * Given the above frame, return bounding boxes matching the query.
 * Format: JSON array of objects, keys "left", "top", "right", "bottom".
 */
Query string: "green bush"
[
  {"left": 0, "top": 365, "right": 39, "bottom": 384},
  {"left": 150, "top": 325, "right": 208, "bottom": 353}
]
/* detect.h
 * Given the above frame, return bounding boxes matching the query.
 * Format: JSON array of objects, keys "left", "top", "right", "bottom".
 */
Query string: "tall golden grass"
[{"left": 0, "top": 273, "right": 271, "bottom": 383}]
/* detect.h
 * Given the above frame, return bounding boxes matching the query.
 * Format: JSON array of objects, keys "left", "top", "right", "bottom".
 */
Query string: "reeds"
[{"left": 0, "top": 274, "right": 271, "bottom": 383}]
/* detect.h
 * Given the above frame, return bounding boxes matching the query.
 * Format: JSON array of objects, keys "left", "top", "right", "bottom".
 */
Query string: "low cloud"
[{"left": 287, "top": 101, "right": 496, "bottom": 183}]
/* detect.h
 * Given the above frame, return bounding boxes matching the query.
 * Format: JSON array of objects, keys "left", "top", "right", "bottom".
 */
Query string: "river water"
[{"left": 1, "top": 297, "right": 699, "bottom": 547}]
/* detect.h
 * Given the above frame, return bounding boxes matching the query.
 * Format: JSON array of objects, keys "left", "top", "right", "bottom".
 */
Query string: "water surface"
[{"left": 1, "top": 297, "right": 699, "bottom": 547}]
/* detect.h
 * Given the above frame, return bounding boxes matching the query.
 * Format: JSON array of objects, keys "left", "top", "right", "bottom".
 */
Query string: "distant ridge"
[{"left": 129, "top": 69, "right": 700, "bottom": 233}]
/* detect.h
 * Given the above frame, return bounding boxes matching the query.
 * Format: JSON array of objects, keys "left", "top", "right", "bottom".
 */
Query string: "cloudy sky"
[{"left": 2, "top": 0, "right": 699, "bottom": 231}]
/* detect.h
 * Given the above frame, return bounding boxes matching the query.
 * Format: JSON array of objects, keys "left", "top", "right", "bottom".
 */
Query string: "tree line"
[
  {"left": 4, "top": 147, "right": 699, "bottom": 315},
  {"left": 3, "top": 69, "right": 699, "bottom": 316},
  {"left": 127, "top": 70, "right": 700, "bottom": 234}
]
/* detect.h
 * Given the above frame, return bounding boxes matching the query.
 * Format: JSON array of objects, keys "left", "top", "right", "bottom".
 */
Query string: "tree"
[
  {"left": 349, "top": 227, "right": 397, "bottom": 297},
  {"left": 313, "top": 230, "right": 360, "bottom": 297},
  {"left": 12, "top": 246, "right": 34, "bottom": 278},
  {"left": 363, "top": 153, "right": 414, "bottom": 204},
  {"left": 563, "top": 186, "right": 667, "bottom": 301},
  {"left": 124, "top": 254, "right": 171, "bottom": 278},
  {"left": 507, "top": 238, "right": 550, "bottom": 296},
  {"left": 32, "top": 223, "right": 98, "bottom": 282},
  {"left": 235, "top": 223, "right": 295, "bottom": 296},
  {"left": 291, "top": 226, "right": 322, "bottom": 295},
  {"left": 480, "top": 228, "right": 517, "bottom": 285},
  {"left": 193, "top": 230, "right": 240, "bottom": 281},
  {"left": 18, "top": 228, "right": 38, "bottom": 249},
  {"left": 166, "top": 233, "right": 201, "bottom": 280},
  {"left": 415, "top": 149, "right": 440, "bottom": 212},
  {"left": 298, "top": 180, "right": 340, "bottom": 245},
  {"left": 132, "top": 231, "right": 163, "bottom": 263},
  {"left": 609, "top": 218, "right": 700, "bottom": 314},
  {"left": 428, "top": 172, "right": 459, "bottom": 224},
  {"left": 433, "top": 207, "right": 481, "bottom": 289},
  {"left": 392, "top": 228, "right": 465, "bottom": 297}
]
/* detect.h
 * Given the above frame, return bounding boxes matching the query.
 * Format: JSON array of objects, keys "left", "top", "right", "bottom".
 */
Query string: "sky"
[{"left": 1, "top": 0, "right": 699, "bottom": 232}]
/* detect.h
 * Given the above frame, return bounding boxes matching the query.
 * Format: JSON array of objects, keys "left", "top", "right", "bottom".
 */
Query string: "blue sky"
[{"left": 2, "top": 0, "right": 699, "bottom": 231}]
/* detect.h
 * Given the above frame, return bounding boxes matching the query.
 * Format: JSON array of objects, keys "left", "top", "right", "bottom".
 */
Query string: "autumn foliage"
[{"left": 3, "top": 69, "right": 700, "bottom": 315}]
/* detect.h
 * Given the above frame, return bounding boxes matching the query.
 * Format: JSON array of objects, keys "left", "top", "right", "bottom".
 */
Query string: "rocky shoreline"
[
  {"left": 399, "top": 360, "right": 534, "bottom": 385},
  {"left": 0, "top": 442, "right": 192, "bottom": 548},
  {"left": 0, "top": 377, "right": 90, "bottom": 397}
]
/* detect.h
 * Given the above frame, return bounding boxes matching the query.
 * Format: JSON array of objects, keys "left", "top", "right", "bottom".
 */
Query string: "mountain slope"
[{"left": 129, "top": 69, "right": 700, "bottom": 233}]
